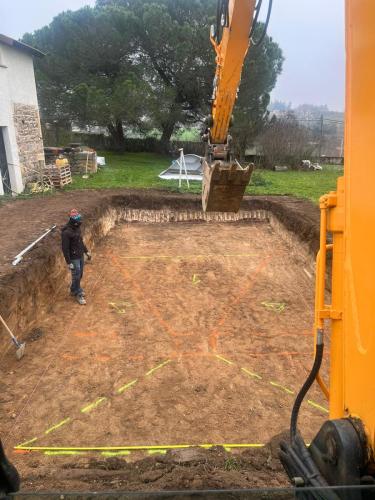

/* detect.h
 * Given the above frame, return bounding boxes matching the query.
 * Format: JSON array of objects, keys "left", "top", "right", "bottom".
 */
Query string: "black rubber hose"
[
  {"left": 250, "top": 0, "right": 263, "bottom": 36},
  {"left": 279, "top": 330, "right": 341, "bottom": 498},
  {"left": 290, "top": 329, "right": 325, "bottom": 441},
  {"left": 250, "top": 0, "right": 273, "bottom": 46},
  {"left": 215, "top": 0, "right": 229, "bottom": 44}
]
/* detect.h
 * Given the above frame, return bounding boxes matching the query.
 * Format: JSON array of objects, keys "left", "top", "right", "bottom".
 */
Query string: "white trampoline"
[{"left": 159, "top": 154, "right": 203, "bottom": 182}]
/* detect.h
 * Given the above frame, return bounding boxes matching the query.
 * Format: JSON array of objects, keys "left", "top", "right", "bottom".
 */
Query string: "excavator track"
[{"left": 202, "top": 160, "right": 253, "bottom": 212}]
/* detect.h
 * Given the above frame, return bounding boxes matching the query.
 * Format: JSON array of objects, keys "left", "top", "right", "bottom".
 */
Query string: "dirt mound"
[
  {"left": 0, "top": 190, "right": 319, "bottom": 280},
  {"left": 20, "top": 441, "right": 289, "bottom": 492}
]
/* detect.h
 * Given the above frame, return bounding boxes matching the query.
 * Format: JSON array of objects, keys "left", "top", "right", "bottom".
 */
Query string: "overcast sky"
[{"left": 1, "top": 0, "right": 345, "bottom": 111}]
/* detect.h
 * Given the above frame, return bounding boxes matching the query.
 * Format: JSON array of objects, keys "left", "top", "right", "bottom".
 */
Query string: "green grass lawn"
[
  {"left": 65, "top": 151, "right": 343, "bottom": 203},
  {"left": 249, "top": 165, "right": 343, "bottom": 202}
]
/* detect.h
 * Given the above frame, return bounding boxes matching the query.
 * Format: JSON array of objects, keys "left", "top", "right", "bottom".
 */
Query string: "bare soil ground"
[
  {"left": 0, "top": 190, "right": 320, "bottom": 280},
  {"left": 1, "top": 214, "right": 328, "bottom": 492}
]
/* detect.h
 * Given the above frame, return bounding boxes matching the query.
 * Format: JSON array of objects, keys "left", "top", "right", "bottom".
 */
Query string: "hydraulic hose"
[
  {"left": 290, "top": 328, "right": 325, "bottom": 441},
  {"left": 250, "top": 0, "right": 263, "bottom": 36},
  {"left": 215, "top": 0, "right": 229, "bottom": 44},
  {"left": 279, "top": 329, "right": 341, "bottom": 497},
  {"left": 249, "top": 0, "right": 273, "bottom": 46}
]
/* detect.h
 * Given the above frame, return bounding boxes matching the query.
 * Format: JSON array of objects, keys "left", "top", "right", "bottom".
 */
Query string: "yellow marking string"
[
  {"left": 261, "top": 301, "right": 286, "bottom": 313},
  {"left": 117, "top": 379, "right": 138, "bottom": 394},
  {"left": 81, "top": 397, "right": 107, "bottom": 414},
  {"left": 308, "top": 400, "right": 329, "bottom": 413},
  {"left": 148, "top": 450, "right": 167, "bottom": 455},
  {"left": 270, "top": 381, "right": 295, "bottom": 395},
  {"left": 16, "top": 360, "right": 173, "bottom": 447},
  {"left": 45, "top": 418, "right": 71, "bottom": 435},
  {"left": 145, "top": 360, "right": 171, "bottom": 376},
  {"left": 215, "top": 355, "right": 234, "bottom": 366},
  {"left": 192, "top": 274, "right": 201, "bottom": 285},
  {"left": 17, "top": 437, "right": 38, "bottom": 447},
  {"left": 217, "top": 354, "right": 329, "bottom": 416},
  {"left": 109, "top": 302, "right": 132, "bottom": 315},
  {"left": 241, "top": 367, "right": 262, "bottom": 380},
  {"left": 15, "top": 444, "right": 266, "bottom": 452}
]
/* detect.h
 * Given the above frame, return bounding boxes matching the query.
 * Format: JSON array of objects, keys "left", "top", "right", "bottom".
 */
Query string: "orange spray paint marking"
[
  {"left": 110, "top": 254, "right": 182, "bottom": 351},
  {"left": 108, "top": 332, "right": 120, "bottom": 340},
  {"left": 245, "top": 351, "right": 311, "bottom": 358},
  {"left": 208, "top": 256, "right": 271, "bottom": 352},
  {"left": 74, "top": 332, "right": 97, "bottom": 338},
  {"left": 95, "top": 355, "right": 111, "bottom": 363},
  {"left": 62, "top": 354, "right": 80, "bottom": 361},
  {"left": 128, "top": 355, "right": 145, "bottom": 362},
  {"left": 170, "top": 350, "right": 211, "bottom": 359}
]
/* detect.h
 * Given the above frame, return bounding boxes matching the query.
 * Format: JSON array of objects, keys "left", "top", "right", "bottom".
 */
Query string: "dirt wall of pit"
[{"left": 0, "top": 191, "right": 319, "bottom": 354}]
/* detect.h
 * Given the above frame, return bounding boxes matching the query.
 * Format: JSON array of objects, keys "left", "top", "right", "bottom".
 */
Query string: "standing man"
[{"left": 61, "top": 209, "right": 91, "bottom": 305}]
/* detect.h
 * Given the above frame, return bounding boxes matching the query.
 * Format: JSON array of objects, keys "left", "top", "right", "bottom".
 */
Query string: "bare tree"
[{"left": 258, "top": 112, "right": 315, "bottom": 168}]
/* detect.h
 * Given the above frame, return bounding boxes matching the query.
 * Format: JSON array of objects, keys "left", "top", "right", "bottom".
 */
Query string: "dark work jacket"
[{"left": 61, "top": 221, "right": 88, "bottom": 264}]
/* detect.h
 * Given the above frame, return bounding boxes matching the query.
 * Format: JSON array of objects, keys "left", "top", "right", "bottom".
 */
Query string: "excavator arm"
[{"left": 202, "top": 0, "right": 272, "bottom": 212}]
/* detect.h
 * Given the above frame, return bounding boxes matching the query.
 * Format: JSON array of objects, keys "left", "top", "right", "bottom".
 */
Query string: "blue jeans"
[{"left": 70, "top": 257, "right": 84, "bottom": 296}]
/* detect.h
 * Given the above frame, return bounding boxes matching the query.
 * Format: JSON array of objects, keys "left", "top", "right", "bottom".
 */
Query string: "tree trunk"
[
  {"left": 108, "top": 120, "right": 125, "bottom": 151},
  {"left": 159, "top": 120, "right": 175, "bottom": 153},
  {"left": 54, "top": 123, "right": 60, "bottom": 146}
]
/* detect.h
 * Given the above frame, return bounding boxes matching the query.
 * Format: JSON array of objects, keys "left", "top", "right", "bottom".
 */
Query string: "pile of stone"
[{"left": 67, "top": 144, "right": 97, "bottom": 175}]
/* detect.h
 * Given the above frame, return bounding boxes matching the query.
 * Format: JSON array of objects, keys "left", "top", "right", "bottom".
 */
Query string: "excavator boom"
[
  {"left": 210, "top": 0, "right": 256, "bottom": 144},
  {"left": 202, "top": 0, "right": 263, "bottom": 212}
]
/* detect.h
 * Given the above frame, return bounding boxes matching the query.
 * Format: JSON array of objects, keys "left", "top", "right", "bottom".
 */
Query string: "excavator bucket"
[{"left": 202, "top": 160, "right": 253, "bottom": 212}]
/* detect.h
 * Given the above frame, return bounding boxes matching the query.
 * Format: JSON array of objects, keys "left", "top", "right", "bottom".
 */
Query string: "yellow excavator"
[
  {"left": 203, "top": 1, "right": 375, "bottom": 498},
  {"left": 1, "top": 1, "right": 375, "bottom": 498},
  {"left": 201, "top": 0, "right": 265, "bottom": 212},
  {"left": 202, "top": 0, "right": 273, "bottom": 213},
  {"left": 279, "top": 1, "right": 375, "bottom": 496}
]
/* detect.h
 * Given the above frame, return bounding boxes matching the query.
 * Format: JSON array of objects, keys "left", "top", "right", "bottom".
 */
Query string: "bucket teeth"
[{"left": 202, "top": 160, "right": 253, "bottom": 213}]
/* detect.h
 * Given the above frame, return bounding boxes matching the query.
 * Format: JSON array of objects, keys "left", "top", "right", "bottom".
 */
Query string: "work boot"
[{"left": 77, "top": 295, "right": 86, "bottom": 305}]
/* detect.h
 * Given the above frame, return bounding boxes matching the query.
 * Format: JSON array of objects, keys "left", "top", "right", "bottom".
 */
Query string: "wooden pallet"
[{"left": 44, "top": 165, "right": 72, "bottom": 188}]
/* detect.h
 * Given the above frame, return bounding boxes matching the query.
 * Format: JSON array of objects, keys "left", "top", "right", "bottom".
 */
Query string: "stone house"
[{"left": 0, "top": 34, "right": 45, "bottom": 195}]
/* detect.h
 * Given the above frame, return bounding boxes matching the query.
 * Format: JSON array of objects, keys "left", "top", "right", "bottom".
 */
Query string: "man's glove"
[
  {"left": 86, "top": 251, "right": 92, "bottom": 261},
  {"left": 68, "top": 262, "right": 75, "bottom": 270}
]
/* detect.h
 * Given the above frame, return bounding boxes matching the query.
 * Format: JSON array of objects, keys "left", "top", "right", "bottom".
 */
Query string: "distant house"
[{"left": 0, "top": 34, "right": 45, "bottom": 195}]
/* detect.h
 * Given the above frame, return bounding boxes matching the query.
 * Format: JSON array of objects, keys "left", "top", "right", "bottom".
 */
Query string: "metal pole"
[
  {"left": 181, "top": 149, "right": 190, "bottom": 188},
  {"left": 12, "top": 225, "right": 57, "bottom": 266},
  {"left": 319, "top": 114, "right": 324, "bottom": 160},
  {"left": 178, "top": 149, "right": 184, "bottom": 188}
]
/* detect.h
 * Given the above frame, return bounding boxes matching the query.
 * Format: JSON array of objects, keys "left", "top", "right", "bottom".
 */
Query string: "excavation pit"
[{"left": 0, "top": 192, "right": 325, "bottom": 492}]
